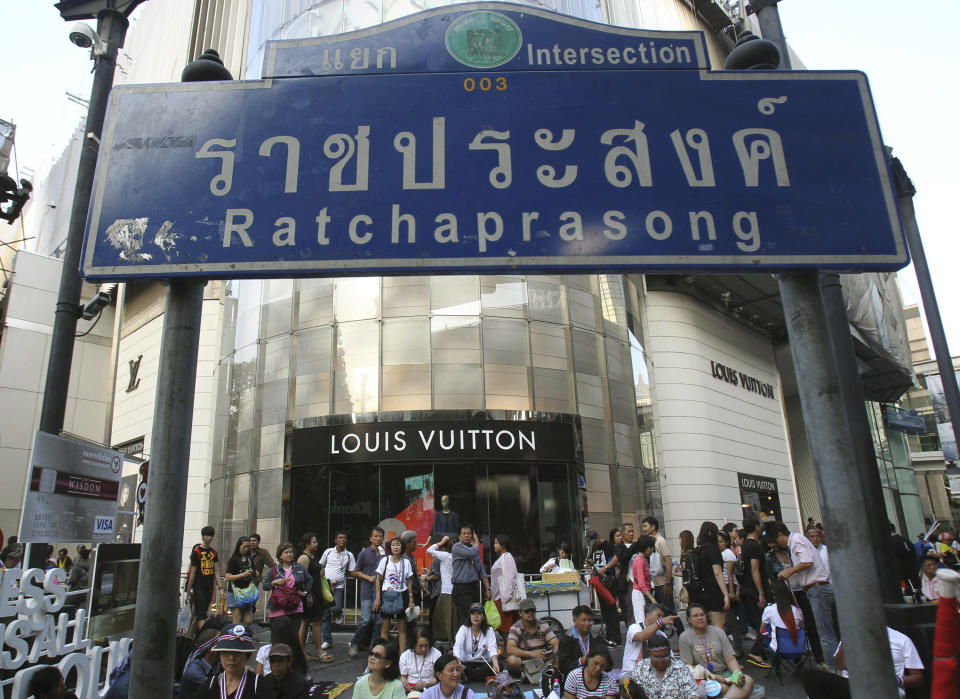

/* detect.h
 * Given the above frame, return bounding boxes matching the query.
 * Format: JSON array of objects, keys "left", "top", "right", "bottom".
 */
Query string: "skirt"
[{"left": 432, "top": 593, "right": 455, "bottom": 642}]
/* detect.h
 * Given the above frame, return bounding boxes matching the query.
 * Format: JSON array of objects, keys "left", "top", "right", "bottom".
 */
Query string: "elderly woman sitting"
[{"left": 678, "top": 604, "right": 754, "bottom": 699}]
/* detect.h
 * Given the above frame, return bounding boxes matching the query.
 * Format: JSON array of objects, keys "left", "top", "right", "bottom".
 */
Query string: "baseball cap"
[
  {"left": 518, "top": 598, "right": 536, "bottom": 612},
  {"left": 469, "top": 603, "right": 484, "bottom": 614}
]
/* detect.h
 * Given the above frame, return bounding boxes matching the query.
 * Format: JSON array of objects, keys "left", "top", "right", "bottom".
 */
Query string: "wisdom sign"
[{"left": 80, "top": 3, "right": 907, "bottom": 280}]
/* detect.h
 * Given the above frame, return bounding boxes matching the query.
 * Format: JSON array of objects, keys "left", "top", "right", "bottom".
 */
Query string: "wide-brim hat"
[{"left": 212, "top": 624, "right": 256, "bottom": 653}]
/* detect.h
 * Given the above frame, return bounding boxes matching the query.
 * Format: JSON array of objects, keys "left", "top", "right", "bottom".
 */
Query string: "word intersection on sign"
[{"left": 81, "top": 3, "right": 906, "bottom": 279}]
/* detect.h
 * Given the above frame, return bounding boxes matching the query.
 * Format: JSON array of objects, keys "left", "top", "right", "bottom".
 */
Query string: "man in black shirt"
[
  {"left": 262, "top": 643, "right": 310, "bottom": 699},
  {"left": 738, "top": 518, "right": 769, "bottom": 667},
  {"left": 186, "top": 525, "right": 221, "bottom": 636},
  {"left": 891, "top": 523, "right": 920, "bottom": 595}
]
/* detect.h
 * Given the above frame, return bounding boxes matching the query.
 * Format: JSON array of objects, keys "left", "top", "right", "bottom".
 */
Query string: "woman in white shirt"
[
  {"left": 376, "top": 536, "right": 415, "bottom": 653},
  {"left": 761, "top": 580, "right": 804, "bottom": 653},
  {"left": 491, "top": 534, "right": 520, "bottom": 632},
  {"left": 426, "top": 536, "right": 455, "bottom": 642},
  {"left": 400, "top": 627, "right": 442, "bottom": 697},
  {"left": 541, "top": 543, "right": 576, "bottom": 573},
  {"left": 452, "top": 603, "right": 500, "bottom": 682}
]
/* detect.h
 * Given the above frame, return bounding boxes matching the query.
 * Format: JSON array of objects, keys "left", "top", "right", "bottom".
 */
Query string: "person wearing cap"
[
  {"left": 505, "top": 598, "right": 559, "bottom": 676},
  {"left": 261, "top": 643, "right": 310, "bottom": 699},
  {"left": 199, "top": 624, "right": 266, "bottom": 699},
  {"left": 182, "top": 629, "right": 222, "bottom": 696},
  {"left": 453, "top": 602, "right": 500, "bottom": 681}
]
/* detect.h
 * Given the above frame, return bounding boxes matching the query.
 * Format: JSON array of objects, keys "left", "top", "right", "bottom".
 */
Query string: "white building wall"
[
  {"left": 109, "top": 283, "right": 227, "bottom": 570},
  {"left": 0, "top": 251, "right": 114, "bottom": 539},
  {"left": 643, "top": 289, "right": 799, "bottom": 538}
]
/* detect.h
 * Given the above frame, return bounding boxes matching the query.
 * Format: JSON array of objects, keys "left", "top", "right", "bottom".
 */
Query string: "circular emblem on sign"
[
  {"left": 111, "top": 456, "right": 121, "bottom": 473},
  {"left": 445, "top": 11, "right": 522, "bottom": 69},
  {"left": 136, "top": 481, "right": 148, "bottom": 505}
]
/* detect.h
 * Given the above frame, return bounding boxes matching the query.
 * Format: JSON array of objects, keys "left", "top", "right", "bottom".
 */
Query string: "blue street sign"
[{"left": 81, "top": 3, "right": 907, "bottom": 281}]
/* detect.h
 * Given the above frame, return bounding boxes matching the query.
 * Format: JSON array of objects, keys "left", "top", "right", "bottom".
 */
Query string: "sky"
[{"left": 2, "top": 0, "right": 959, "bottom": 355}]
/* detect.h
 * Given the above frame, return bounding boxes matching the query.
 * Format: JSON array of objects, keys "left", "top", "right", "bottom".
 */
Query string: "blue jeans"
[
  {"left": 350, "top": 597, "right": 381, "bottom": 649},
  {"left": 323, "top": 586, "right": 344, "bottom": 644},
  {"left": 806, "top": 583, "right": 838, "bottom": 665}
]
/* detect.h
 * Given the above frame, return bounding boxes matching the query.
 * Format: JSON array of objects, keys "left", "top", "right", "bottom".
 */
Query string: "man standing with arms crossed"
[
  {"left": 452, "top": 524, "right": 491, "bottom": 626},
  {"left": 349, "top": 526, "right": 384, "bottom": 657}
]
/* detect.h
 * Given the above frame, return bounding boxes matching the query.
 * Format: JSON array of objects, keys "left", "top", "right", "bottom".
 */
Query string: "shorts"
[
  {"left": 191, "top": 585, "right": 214, "bottom": 620},
  {"left": 698, "top": 587, "right": 726, "bottom": 613}
]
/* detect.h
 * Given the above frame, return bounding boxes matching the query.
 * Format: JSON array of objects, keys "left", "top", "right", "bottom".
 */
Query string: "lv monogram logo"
[{"left": 126, "top": 355, "right": 142, "bottom": 392}]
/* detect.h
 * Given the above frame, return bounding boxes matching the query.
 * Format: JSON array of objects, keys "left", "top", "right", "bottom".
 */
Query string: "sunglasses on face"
[{"left": 369, "top": 651, "right": 388, "bottom": 659}]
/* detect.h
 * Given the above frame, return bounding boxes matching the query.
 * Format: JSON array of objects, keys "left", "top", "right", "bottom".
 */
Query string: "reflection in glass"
[
  {"left": 431, "top": 316, "right": 480, "bottom": 364},
  {"left": 296, "top": 278, "right": 334, "bottom": 328},
  {"left": 334, "top": 320, "right": 379, "bottom": 413},
  {"left": 382, "top": 318, "right": 431, "bottom": 410},
  {"left": 434, "top": 365, "right": 482, "bottom": 409},
  {"left": 528, "top": 276, "right": 567, "bottom": 324},
  {"left": 334, "top": 277, "right": 380, "bottom": 322},
  {"left": 481, "top": 276, "right": 527, "bottom": 318},
  {"left": 431, "top": 276, "right": 480, "bottom": 315},
  {"left": 383, "top": 276, "right": 430, "bottom": 317}
]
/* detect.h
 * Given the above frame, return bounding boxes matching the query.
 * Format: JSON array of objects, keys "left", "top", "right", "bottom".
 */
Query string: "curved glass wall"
[{"left": 208, "top": 0, "right": 718, "bottom": 547}]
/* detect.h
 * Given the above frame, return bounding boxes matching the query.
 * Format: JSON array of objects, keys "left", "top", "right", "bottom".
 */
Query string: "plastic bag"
[
  {"left": 176, "top": 604, "right": 193, "bottom": 634},
  {"left": 484, "top": 600, "right": 501, "bottom": 629}
]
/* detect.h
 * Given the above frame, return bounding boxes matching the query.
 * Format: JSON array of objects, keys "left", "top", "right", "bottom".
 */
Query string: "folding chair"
[{"left": 767, "top": 627, "right": 810, "bottom": 685}]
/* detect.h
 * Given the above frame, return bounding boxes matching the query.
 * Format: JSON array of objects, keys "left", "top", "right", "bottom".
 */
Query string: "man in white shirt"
[
  {"left": 805, "top": 526, "right": 831, "bottom": 581},
  {"left": 319, "top": 530, "right": 357, "bottom": 649},
  {"left": 772, "top": 521, "right": 838, "bottom": 667},
  {"left": 799, "top": 627, "right": 923, "bottom": 698}
]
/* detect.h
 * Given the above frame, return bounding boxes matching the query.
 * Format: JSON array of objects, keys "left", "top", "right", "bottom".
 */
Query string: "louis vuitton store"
[{"left": 286, "top": 413, "right": 583, "bottom": 572}]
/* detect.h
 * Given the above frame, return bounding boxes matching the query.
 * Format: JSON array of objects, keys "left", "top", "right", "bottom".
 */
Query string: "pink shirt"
[
  {"left": 269, "top": 567, "right": 303, "bottom": 617},
  {"left": 632, "top": 555, "right": 651, "bottom": 593}
]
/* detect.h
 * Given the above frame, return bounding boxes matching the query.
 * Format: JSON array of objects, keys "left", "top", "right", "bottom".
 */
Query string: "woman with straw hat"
[{"left": 199, "top": 624, "right": 266, "bottom": 699}]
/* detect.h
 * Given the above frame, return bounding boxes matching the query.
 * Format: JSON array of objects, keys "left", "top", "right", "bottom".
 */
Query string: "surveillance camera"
[{"left": 68, "top": 23, "right": 100, "bottom": 49}]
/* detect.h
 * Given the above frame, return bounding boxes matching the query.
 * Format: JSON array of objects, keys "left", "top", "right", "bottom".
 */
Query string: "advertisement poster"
[
  {"left": 19, "top": 432, "right": 123, "bottom": 543},
  {"left": 926, "top": 373, "right": 958, "bottom": 462},
  {"left": 87, "top": 543, "right": 141, "bottom": 638}
]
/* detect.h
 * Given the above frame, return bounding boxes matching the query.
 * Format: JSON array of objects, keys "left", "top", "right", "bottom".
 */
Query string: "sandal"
[{"left": 318, "top": 653, "right": 335, "bottom": 663}]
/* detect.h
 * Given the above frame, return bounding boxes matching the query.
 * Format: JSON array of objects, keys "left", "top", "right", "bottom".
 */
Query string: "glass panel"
[
  {"left": 568, "top": 286, "right": 599, "bottom": 330},
  {"left": 431, "top": 316, "right": 481, "bottom": 364},
  {"left": 528, "top": 276, "right": 567, "bottom": 324},
  {"left": 333, "top": 320, "right": 380, "bottom": 413},
  {"left": 261, "top": 279, "right": 293, "bottom": 337},
  {"left": 380, "top": 466, "right": 435, "bottom": 569},
  {"left": 296, "top": 278, "right": 334, "bottom": 329},
  {"left": 531, "top": 322, "right": 569, "bottom": 370},
  {"left": 482, "top": 318, "right": 528, "bottom": 366},
  {"left": 234, "top": 280, "right": 262, "bottom": 348},
  {"left": 434, "top": 365, "right": 482, "bottom": 409},
  {"left": 607, "top": 338, "right": 635, "bottom": 425},
  {"left": 481, "top": 463, "right": 539, "bottom": 573},
  {"left": 382, "top": 318, "right": 431, "bottom": 410},
  {"left": 485, "top": 365, "right": 531, "bottom": 410},
  {"left": 481, "top": 275, "right": 527, "bottom": 318},
  {"left": 291, "top": 466, "right": 333, "bottom": 548},
  {"left": 533, "top": 367, "right": 574, "bottom": 413},
  {"left": 598, "top": 275, "right": 628, "bottom": 340},
  {"left": 334, "top": 277, "right": 380, "bottom": 322},
  {"left": 434, "top": 465, "right": 483, "bottom": 553},
  {"left": 383, "top": 276, "right": 430, "bottom": 317},
  {"left": 294, "top": 327, "right": 332, "bottom": 419},
  {"left": 383, "top": 318, "right": 430, "bottom": 365},
  {"left": 431, "top": 276, "right": 480, "bottom": 315},
  {"left": 538, "top": 463, "right": 579, "bottom": 563}
]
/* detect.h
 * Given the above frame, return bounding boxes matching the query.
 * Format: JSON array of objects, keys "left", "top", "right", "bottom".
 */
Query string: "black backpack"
[
  {"left": 733, "top": 550, "right": 747, "bottom": 582},
  {"left": 687, "top": 546, "right": 704, "bottom": 595}
]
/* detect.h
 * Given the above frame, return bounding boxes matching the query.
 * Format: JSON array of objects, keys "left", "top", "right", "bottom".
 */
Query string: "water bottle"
[{"left": 547, "top": 678, "right": 561, "bottom": 699}]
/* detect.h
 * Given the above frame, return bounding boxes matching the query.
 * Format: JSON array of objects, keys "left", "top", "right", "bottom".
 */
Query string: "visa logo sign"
[{"left": 95, "top": 516, "right": 115, "bottom": 533}]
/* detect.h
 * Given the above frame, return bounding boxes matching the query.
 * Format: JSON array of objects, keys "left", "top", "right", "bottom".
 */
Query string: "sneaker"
[
  {"left": 604, "top": 640, "right": 620, "bottom": 648},
  {"left": 745, "top": 628, "right": 757, "bottom": 641},
  {"left": 321, "top": 641, "right": 332, "bottom": 650},
  {"left": 348, "top": 645, "right": 358, "bottom": 657}
]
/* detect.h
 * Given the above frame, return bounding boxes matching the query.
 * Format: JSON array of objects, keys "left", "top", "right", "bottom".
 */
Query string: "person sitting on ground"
[
  {"left": 183, "top": 629, "right": 221, "bottom": 695},
  {"left": 562, "top": 647, "right": 617, "bottom": 699},
  {"left": 505, "top": 598, "right": 560, "bottom": 677},
  {"left": 452, "top": 602, "right": 500, "bottom": 681},
  {"left": 256, "top": 615, "right": 308, "bottom": 677},
  {"left": 29, "top": 666, "right": 78, "bottom": 699},
  {"left": 354, "top": 639, "right": 406, "bottom": 699},
  {"left": 420, "top": 653, "right": 478, "bottom": 699},
  {"left": 678, "top": 604, "right": 754, "bottom": 699},
  {"left": 761, "top": 579, "right": 803, "bottom": 655},
  {"left": 541, "top": 543, "right": 576, "bottom": 573},
  {"left": 629, "top": 634, "right": 697, "bottom": 699},
  {"left": 400, "top": 626, "right": 442, "bottom": 697},
  {"left": 559, "top": 605, "right": 608, "bottom": 677},
  {"left": 920, "top": 555, "right": 941, "bottom": 602},
  {"left": 621, "top": 603, "right": 677, "bottom": 675},
  {"left": 199, "top": 624, "right": 266, "bottom": 699},
  {"left": 262, "top": 643, "right": 310, "bottom": 699}
]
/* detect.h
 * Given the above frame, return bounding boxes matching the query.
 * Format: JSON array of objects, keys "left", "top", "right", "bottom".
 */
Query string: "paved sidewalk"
[{"left": 254, "top": 629, "right": 811, "bottom": 699}]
